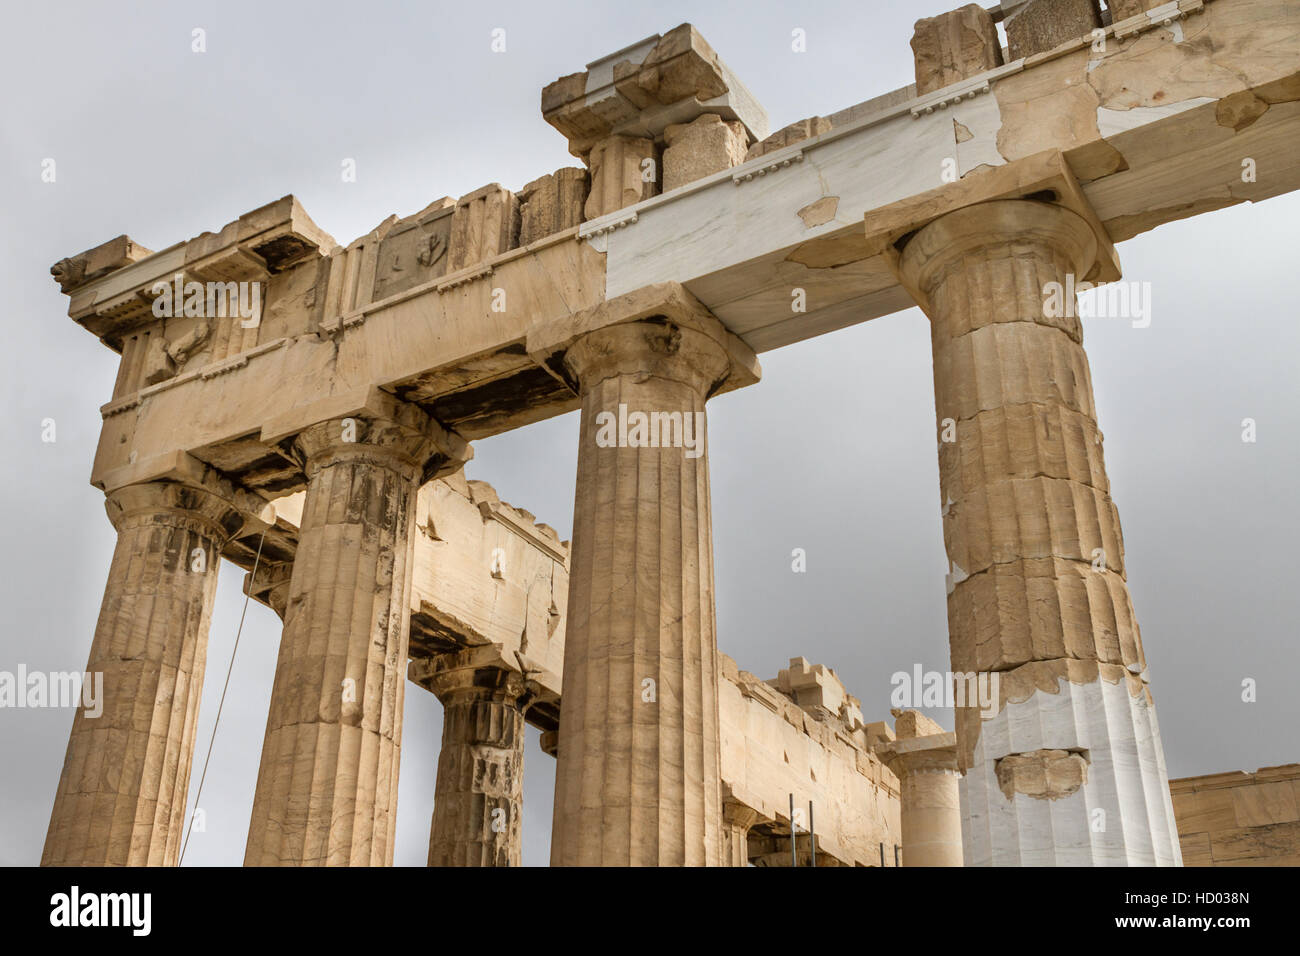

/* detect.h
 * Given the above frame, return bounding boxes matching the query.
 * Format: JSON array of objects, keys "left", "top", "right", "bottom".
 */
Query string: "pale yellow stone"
[
  {"left": 43, "top": 479, "right": 245, "bottom": 866},
  {"left": 876, "top": 717, "right": 963, "bottom": 867},
  {"left": 1172, "top": 765, "right": 1300, "bottom": 865},
  {"left": 518, "top": 168, "right": 588, "bottom": 245},
  {"left": 414, "top": 652, "right": 526, "bottom": 867},
  {"left": 44, "top": 8, "right": 1297, "bottom": 871},
  {"left": 911, "top": 4, "right": 1003, "bottom": 96},
  {"left": 897, "top": 199, "right": 1150, "bottom": 772},
  {"left": 662, "top": 113, "right": 748, "bottom": 192},
  {"left": 244, "top": 407, "right": 465, "bottom": 866},
  {"left": 746, "top": 117, "right": 831, "bottom": 161},
  {"left": 548, "top": 320, "right": 733, "bottom": 866},
  {"left": 447, "top": 184, "right": 519, "bottom": 273},
  {"left": 1107, "top": 0, "right": 1161, "bottom": 21},
  {"left": 584, "top": 135, "right": 657, "bottom": 219},
  {"left": 1003, "top": 0, "right": 1102, "bottom": 61}
]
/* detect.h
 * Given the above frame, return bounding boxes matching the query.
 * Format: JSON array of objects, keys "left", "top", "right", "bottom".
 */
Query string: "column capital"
[
  {"left": 105, "top": 478, "right": 247, "bottom": 543},
  {"left": 897, "top": 199, "right": 1097, "bottom": 297},
  {"left": 98, "top": 449, "right": 273, "bottom": 543},
  {"left": 876, "top": 732, "right": 961, "bottom": 778},
  {"left": 260, "top": 385, "right": 472, "bottom": 483},
  {"left": 409, "top": 647, "right": 528, "bottom": 709},
  {"left": 526, "top": 281, "right": 760, "bottom": 399},
  {"left": 293, "top": 406, "right": 469, "bottom": 484},
  {"left": 864, "top": 150, "right": 1122, "bottom": 312},
  {"left": 565, "top": 320, "right": 732, "bottom": 397}
]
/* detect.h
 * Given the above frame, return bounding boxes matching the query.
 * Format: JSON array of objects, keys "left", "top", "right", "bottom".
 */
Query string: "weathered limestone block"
[
  {"left": 894, "top": 709, "right": 945, "bottom": 740},
  {"left": 542, "top": 24, "right": 768, "bottom": 158},
  {"left": 662, "top": 113, "right": 748, "bottom": 192},
  {"left": 584, "top": 135, "right": 657, "bottom": 220},
  {"left": 141, "top": 330, "right": 177, "bottom": 386},
  {"left": 898, "top": 199, "right": 1180, "bottom": 865},
  {"left": 447, "top": 184, "right": 519, "bottom": 274},
  {"left": 1172, "top": 764, "right": 1300, "bottom": 866},
  {"left": 372, "top": 197, "right": 456, "bottom": 301},
  {"left": 112, "top": 328, "right": 156, "bottom": 399},
  {"left": 518, "top": 168, "right": 589, "bottom": 245},
  {"left": 58, "top": 196, "right": 331, "bottom": 363},
  {"left": 776, "top": 657, "right": 848, "bottom": 719},
  {"left": 50, "top": 234, "right": 152, "bottom": 293},
  {"left": 1001, "top": 0, "right": 1102, "bottom": 60},
  {"left": 911, "top": 4, "right": 1004, "bottom": 96},
  {"left": 244, "top": 405, "right": 467, "bottom": 866},
  {"left": 947, "top": 556, "right": 1143, "bottom": 673},
  {"left": 320, "top": 217, "right": 397, "bottom": 321},
  {"left": 938, "top": 404, "right": 1110, "bottom": 501},
  {"left": 931, "top": 321, "right": 1097, "bottom": 420},
  {"left": 548, "top": 320, "right": 735, "bottom": 866},
  {"left": 1209, "top": 821, "right": 1300, "bottom": 866},
  {"left": 875, "top": 713, "right": 963, "bottom": 867},
  {"left": 43, "top": 480, "right": 245, "bottom": 866},
  {"left": 745, "top": 116, "right": 832, "bottom": 161},
  {"left": 417, "top": 655, "right": 526, "bottom": 867},
  {"left": 942, "top": 476, "right": 1129, "bottom": 580},
  {"left": 409, "top": 477, "right": 568, "bottom": 704},
  {"left": 621, "top": 25, "right": 729, "bottom": 106},
  {"left": 1106, "top": 0, "right": 1162, "bottom": 22},
  {"left": 717, "top": 653, "right": 901, "bottom": 867},
  {"left": 994, "top": 748, "right": 1089, "bottom": 800}
]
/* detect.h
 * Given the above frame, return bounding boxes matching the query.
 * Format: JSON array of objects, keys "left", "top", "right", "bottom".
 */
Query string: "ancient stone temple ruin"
[{"left": 42, "top": 0, "right": 1300, "bottom": 866}]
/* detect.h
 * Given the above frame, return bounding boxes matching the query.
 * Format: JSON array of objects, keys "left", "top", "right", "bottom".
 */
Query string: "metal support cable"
[{"left": 179, "top": 526, "right": 268, "bottom": 865}]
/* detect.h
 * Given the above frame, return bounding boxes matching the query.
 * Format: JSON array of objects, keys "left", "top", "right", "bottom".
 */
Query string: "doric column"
[
  {"left": 422, "top": 659, "right": 527, "bottom": 867},
  {"left": 43, "top": 480, "right": 245, "bottom": 866},
  {"left": 897, "top": 198, "right": 1181, "bottom": 865},
  {"left": 244, "top": 407, "right": 465, "bottom": 866},
  {"left": 549, "top": 319, "right": 733, "bottom": 866},
  {"left": 877, "top": 729, "right": 963, "bottom": 867},
  {"left": 721, "top": 798, "right": 759, "bottom": 867}
]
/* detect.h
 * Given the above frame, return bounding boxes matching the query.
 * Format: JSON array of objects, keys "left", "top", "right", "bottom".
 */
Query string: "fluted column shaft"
[
  {"left": 898, "top": 769, "right": 963, "bottom": 867},
  {"left": 245, "top": 413, "right": 447, "bottom": 866},
  {"left": 43, "top": 481, "right": 243, "bottom": 865},
  {"left": 899, "top": 199, "right": 1181, "bottom": 865},
  {"left": 878, "top": 737, "right": 963, "bottom": 868},
  {"left": 428, "top": 668, "right": 525, "bottom": 866},
  {"left": 551, "top": 320, "right": 730, "bottom": 866}
]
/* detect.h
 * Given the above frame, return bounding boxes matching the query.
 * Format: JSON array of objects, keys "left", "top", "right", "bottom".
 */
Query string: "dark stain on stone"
[
  {"left": 252, "top": 235, "right": 316, "bottom": 273},
  {"left": 431, "top": 367, "right": 574, "bottom": 431}
]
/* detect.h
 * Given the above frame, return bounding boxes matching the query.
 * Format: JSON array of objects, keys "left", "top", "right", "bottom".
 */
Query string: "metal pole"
[
  {"left": 809, "top": 801, "right": 816, "bottom": 868},
  {"left": 789, "top": 793, "right": 797, "bottom": 867},
  {"left": 880, "top": 842, "right": 885, "bottom": 867}
]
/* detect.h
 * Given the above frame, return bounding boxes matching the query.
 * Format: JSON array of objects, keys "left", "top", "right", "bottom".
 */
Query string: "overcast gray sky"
[{"left": 2, "top": 0, "right": 1296, "bottom": 867}]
